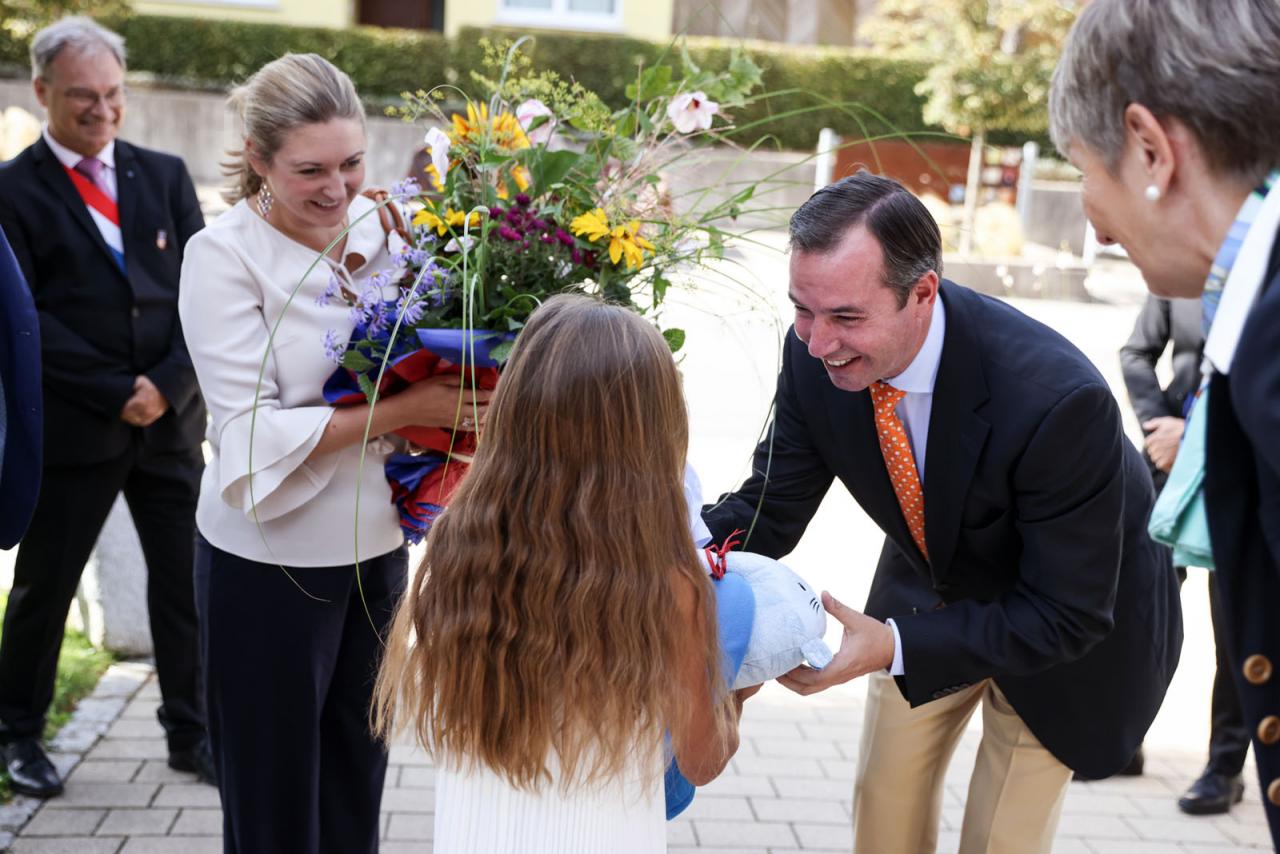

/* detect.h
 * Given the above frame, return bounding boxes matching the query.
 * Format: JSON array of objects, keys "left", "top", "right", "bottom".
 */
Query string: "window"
[{"left": 497, "top": 0, "right": 622, "bottom": 32}]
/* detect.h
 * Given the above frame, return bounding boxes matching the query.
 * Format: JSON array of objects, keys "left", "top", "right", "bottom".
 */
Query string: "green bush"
[{"left": 0, "top": 14, "right": 1047, "bottom": 150}]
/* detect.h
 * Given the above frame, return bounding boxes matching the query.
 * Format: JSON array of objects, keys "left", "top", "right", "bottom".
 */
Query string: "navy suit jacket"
[
  {"left": 0, "top": 137, "right": 205, "bottom": 467},
  {"left": 705, "top": 280, "right": 1183, "bottom": 778},
  {"left": 1204, "top": 221, "right": 1280, "bottom": 842},
  {"left": 0, "top": 225, "right": 42, "bottom": 549}
]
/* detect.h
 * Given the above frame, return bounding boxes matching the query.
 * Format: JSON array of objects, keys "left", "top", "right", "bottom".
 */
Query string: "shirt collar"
[
  {"left": 1204, "top": 176, "right": 1280, "bottom": 374},
  {"left": 884, "top": 291, "right": 946, "bottom": 394},
  {"left": 41, "top": 124, "right": 116, "bottom": 171}
]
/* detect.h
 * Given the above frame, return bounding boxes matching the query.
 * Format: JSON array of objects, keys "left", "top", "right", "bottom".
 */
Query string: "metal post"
[
  {"left": 815, "top": 127, "right": 838, "bottom": 192},
  {"left": 1016, "top": 140, "right": 1038, "bottom": 233}
]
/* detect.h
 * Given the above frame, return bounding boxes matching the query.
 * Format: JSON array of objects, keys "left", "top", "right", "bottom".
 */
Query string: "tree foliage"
[
  {"left": 861, "top": 0, "right": 1078, "bottom": 136},
  {"left": 1, "top": 0, "right": 132, "bottom": 41}
]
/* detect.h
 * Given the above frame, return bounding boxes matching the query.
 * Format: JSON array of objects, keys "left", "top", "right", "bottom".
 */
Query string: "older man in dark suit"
[
  {"left": 0, "top": 16, "right": 210, "bottom": 797},
  {"left": 704, "top": 173, "right": 1182, "bottom": 853}
]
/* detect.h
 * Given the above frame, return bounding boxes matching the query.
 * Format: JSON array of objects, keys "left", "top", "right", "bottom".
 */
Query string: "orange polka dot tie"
[{"left": 868, "top": 381, "right": 929, "bottom": 562}]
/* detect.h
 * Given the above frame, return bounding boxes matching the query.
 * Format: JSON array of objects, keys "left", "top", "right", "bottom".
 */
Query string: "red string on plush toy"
[{"left": 704, "top": 529, "right": 745, "bottom": 580}]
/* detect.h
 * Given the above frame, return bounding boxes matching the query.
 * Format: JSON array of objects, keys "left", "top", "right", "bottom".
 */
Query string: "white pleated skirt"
[{"left": 433, "top": 748, "right": 667, "bottom": 854}]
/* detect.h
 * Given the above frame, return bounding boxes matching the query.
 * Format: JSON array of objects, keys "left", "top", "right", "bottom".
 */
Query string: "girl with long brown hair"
[{"left": 374, "top": 293, "right": 751, "bottom": 851}]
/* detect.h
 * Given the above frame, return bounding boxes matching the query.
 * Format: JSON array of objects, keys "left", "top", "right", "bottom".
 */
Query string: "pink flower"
[
  {"left": 516, "top": 98, "right": 556, "bottom": 145},
  {"left": 667, "top": 91, "right": 719, "bottom": 134}
]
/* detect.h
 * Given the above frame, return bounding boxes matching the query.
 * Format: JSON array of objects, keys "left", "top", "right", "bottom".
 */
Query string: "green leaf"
[
  {"left": 651, "top": 271, "right": 671, "bottom": 304},
  {"left": 490, "top": 339, "right": 515, "bottom": 364},
  {"left": 626, "top": 63, "right": 672, "bottom": 102},
  {"left": 663, "top": 327, "right": 686, "bottom": 354},
  {"left": 530, "top": 149, "right": 581, "bottom": 194},
  {"left": 356, "top": 372, "right": 377, "bottom": 401},
  {"left": 342, "top": 349, "right": 375, "bottom": 372}
]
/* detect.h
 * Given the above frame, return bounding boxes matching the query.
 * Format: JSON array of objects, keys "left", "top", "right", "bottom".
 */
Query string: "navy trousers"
[{"left": 195, "top": 535, "right": 407, "bottom": 854}]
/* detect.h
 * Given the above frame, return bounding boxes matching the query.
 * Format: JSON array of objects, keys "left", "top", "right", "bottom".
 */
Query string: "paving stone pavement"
[{"left": 3, "top": 666, "right": 1271, "bottom": 853}]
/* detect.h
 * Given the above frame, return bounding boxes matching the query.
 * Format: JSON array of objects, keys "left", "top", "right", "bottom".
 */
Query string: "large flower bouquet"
[{"left": 323, "top": 40, "right": 766, "bottom": 542}]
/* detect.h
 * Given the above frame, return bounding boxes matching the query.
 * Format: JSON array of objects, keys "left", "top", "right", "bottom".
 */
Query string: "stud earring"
[
  {"left": 1144, "top": 184, "right": 1161, "bottom": 202},
  {"left": 257, "top": 182, "right": 274, "bottom": 218}
]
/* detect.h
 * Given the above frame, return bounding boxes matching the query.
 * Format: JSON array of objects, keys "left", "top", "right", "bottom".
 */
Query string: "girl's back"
[{"left": 375, "top": 296, "right": 743, "bottom": 853}]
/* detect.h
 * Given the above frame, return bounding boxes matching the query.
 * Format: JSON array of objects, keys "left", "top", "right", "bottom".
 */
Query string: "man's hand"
[
  {"left": 121, "top": 375, "right": 170, "bottom": 427},
  {"left": 1142, "top": 416, "right": 1185, "bottom": 473},
  {"left": 777, "top": 592, "right": 895, "bottom": 696}
]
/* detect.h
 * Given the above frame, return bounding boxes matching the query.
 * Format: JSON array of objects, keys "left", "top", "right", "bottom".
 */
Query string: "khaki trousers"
[{"left": 851, "top": 671, "right": 1073, "bottom": 854}]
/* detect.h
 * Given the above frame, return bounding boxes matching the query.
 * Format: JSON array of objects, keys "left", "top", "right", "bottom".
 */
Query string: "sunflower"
[
  {"left": 450, "top": 101, "right": 530, "bottom": 153},
  {"left": 607, "top": 220, "right": 655, "bottom": 271}
]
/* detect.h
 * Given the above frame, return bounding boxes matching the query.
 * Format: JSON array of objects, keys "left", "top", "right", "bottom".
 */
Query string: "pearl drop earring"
[{"left": 1144, "top": 184, "right": 1161, "bottom": 202}]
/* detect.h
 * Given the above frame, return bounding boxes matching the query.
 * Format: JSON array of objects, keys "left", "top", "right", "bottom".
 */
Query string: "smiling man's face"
[{"left": 789, "top": 224, "right": 937, "bottom": 393}]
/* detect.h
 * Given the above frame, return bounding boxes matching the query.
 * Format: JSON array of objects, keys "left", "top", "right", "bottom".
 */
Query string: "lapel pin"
[{"left": 156, "top": 229, "right": 168, "bottom": 250}]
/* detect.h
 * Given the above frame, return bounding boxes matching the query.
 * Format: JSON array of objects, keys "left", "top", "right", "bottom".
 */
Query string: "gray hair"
[
  {"left": 30, "top": 16, "right": 126, "bottom": 81},
  {"left": 1050, "top": 0, "right": 1280, "bottom": 181},
  {"left": 221, "top": 53, "right": 365, "bottom": 205}
]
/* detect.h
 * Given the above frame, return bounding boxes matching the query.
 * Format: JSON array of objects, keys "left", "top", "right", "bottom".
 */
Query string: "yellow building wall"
[
  {"left": 444, "top": 0, "right": 673, "bottom": 42},
  {"left": 133, "top": 0, "right": 352, "bottom": 30}
]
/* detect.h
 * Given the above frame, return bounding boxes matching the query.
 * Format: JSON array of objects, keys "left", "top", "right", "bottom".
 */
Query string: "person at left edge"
[
  {"left": 0, "top": 16, "right": 212, "bottom": 797},
  {"left": 0, "top": 224, "right": 42, "bottom": 551}
]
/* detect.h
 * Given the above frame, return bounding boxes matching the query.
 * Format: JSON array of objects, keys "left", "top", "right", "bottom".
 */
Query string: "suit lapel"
[
  {"left": 923, "top": 283, "right": 991, "bottom": 581},
  {"left": 32, "top": 138, "right": 127, "bottom": 279},
  {"left": 115, "top": 141, "right": 138, "bottom": 274}
]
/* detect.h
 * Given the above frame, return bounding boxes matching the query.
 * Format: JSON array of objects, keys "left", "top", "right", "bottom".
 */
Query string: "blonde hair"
[
  {"left": 373, "top": 294, "right": 729, "bottom": 789},
  {"left": 221, "top": 53, "right": 365, "bottom": 205}
]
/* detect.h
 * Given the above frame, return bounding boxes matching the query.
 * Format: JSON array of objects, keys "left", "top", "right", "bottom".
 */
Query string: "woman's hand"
[
  {"left": 389, "top": 374, "right": 492, "bottom": 431},
  {"left": 309, "top": 375, "right": 493, "bottom": 460}
]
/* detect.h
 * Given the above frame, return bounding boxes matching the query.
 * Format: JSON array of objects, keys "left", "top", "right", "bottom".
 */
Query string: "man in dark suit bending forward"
[{"left": 705, "top": 172, "right": 1182, "bottom": 853}]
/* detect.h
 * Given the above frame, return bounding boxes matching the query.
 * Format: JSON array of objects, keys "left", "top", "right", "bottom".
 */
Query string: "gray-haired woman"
[{"left": 1051, "top": 0, "right": 1280, "bottom": 845}]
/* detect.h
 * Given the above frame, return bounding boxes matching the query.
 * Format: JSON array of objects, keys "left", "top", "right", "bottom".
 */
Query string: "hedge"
[{"left": 0, "top": 15, "right": 1046, "bottom": 151}]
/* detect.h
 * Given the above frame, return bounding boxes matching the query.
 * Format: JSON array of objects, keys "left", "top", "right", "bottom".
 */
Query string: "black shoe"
[
  {"left": 168, "top": 739, "right": 217, "bottom": 786},
  {"left": 1073, "top": 745, "right": 1144, "bottom": 781},
  {"left": 1, "top": 738, "right": 64, "bottom": 798},
  {"left": 1178, "top": 771, "right": 1245, "bottom": 816}
]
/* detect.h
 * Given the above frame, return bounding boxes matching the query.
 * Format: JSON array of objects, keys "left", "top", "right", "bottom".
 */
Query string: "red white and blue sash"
[{"left": 63, "top": 164, "right": 125, "bottom": 272}]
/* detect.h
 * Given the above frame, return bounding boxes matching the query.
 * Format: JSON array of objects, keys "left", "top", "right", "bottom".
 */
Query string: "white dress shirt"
[
  {"left": 881, "top": 295, "right": 947, "bottom": 676},
  {"left": 42, "top": 125, "right": 117, "bottom": 198},
  {"left": 178, "top": 196, "right": 405, "bottom": 566}
]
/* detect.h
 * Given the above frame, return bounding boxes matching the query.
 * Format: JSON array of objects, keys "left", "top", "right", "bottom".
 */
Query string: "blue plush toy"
[{"left": 667, "top": 468, "right": 834, "bottom": 817}]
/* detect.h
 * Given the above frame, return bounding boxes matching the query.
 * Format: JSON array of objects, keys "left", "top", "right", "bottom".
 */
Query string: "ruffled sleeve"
[{"left": 178, "top": 220, "right": 339, "bottom": 522}]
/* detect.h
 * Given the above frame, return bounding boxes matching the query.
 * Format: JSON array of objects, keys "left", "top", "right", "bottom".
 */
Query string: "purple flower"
[
  {"left": 499, "top": 225, "right": 522, "bottom": 241},
  {"left": 555, "top": 228, "right": 575, "bottom": 246},
  {"left": 515, "top": 193, "right": 531, "bottom": 207},
  {"left": 395, "top": 292, "right": 427, "bottom": 325},
  {"left": 489, "top": 207, "right": 506, "bottom": 220},
  {"left": 322, "top": 329, "right": 345, "bottom": 364},
  {"left": 316, "top": 271, "right": 343, "bottom": 307},
  {"left": 389, "top": 177, "right": 421, "bottom": 200}
]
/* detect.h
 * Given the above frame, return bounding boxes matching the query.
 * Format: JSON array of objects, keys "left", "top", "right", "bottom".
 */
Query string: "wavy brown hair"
[{"left": 373, "top": 294, "right": 728, "bottom": 789}]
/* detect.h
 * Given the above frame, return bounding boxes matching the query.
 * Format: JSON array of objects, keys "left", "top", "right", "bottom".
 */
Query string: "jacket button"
[
  {"left": 131, "top": 306, "right": 141, "bottom": 319},
  {"left": 1260, "top": 716, "right": 1280, "bottom": 746},
  {"left": 1269, "top": 778, "right": 1280, "bottom": 807},
  {"left": 1244, "top": 655, "right": 1274, "bottom": 686}
]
